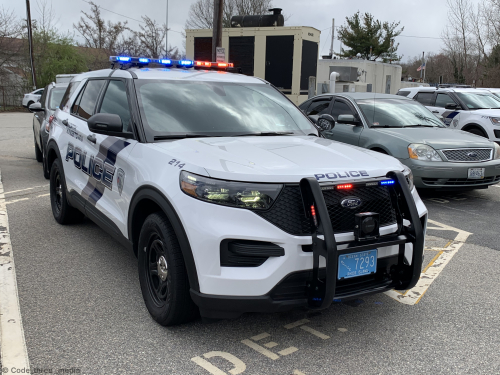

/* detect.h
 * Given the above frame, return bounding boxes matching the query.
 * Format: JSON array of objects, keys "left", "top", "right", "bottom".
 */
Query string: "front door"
[
  {"left": 427, "top": 92, "right": 461, "bottom": 126},
  {"left": 324, "top": 99, "right": 363, "bottom": 145}
]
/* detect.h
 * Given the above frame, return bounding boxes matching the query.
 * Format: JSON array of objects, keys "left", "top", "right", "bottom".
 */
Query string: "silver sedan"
[{"left": 300, "top": 93, "right": 500, "bottom": 190}]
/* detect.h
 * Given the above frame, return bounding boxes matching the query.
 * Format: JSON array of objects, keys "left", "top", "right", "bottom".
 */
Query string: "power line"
[{"left": 80, "top": 0, "right": 184, "bottom": 34}]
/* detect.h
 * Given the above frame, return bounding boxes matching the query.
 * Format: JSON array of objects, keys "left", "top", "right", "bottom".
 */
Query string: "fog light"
[{"left": 354, "top": 212, "right": 380, "bottom": 241}]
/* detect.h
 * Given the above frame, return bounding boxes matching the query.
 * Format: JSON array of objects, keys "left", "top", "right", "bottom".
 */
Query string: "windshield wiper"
[
  {"left": 231, "top": 131, "right": 295, "bottom": 137},
  {"left": 404, "top": 124, "right": 436, "bottom": 128},
  {"left": 154, "top": 134, "right": 220, "bottom": 140},
  {"left": 370, "top": 125, "right": 403, "bottom": 128}
]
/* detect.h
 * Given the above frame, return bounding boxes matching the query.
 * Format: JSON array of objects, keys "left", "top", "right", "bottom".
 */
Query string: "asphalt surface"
[{"left": 1, "top": 112, "right": 499, "bottom": 374}]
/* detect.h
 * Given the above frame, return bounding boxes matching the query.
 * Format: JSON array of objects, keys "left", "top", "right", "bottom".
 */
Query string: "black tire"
[
  {"left": 50, "top": 158, "right": 84, "bottom": 224},
  {"left": 138, "top": 212, "right": 198, "bottom": 326},
  {"left": 372, "top": 148, "right": 388, "bottom": 155},
  {"left": 34, "top": 137, "right": 43, "bottom": 162},
  {"left": 42, "top": 152, "right": 50, "bottom": 179},
  {"left": 465, "top": 127, "right": 487, "bottom": 138}
]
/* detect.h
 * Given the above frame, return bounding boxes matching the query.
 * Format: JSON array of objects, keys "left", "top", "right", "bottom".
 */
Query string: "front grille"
[
  {"left": 442, "top": 148, "right": 492, "bottom": 162},
  {"left": 422, "top": 176, "right": 500, "bottom": 186},
  {"left": 256, "top": 184, "right": 397, "bottom": 236}
]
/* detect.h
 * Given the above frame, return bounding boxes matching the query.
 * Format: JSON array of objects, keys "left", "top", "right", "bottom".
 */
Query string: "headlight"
[
  {"left": 490, "top": 117, "right": 500, "bottom": 125},
  {"left": 180, "top": 171, "right": 283, "bottom": 210},
  {"left": 494, "top": 143, "right": 500, "bottom": 159},
  {"left": 408, "top": 144, "right": 443, "bottom": 162},
  {"left": 403, "top": 165, "right": 414, "bottom": 190}
]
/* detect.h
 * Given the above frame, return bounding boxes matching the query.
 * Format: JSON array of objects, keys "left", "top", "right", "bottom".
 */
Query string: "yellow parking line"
[{"left": 422, "top": 251, "right": 444, "bottom": 274}]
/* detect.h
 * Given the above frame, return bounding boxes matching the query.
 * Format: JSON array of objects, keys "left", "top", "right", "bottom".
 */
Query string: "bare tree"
[
  {"left": 0, "top": 6, "right": 24, "bottom": 71},
  {"left": 73, "top": 1, "right": 128, "bottom": 54},
  {"left": 135, "top": 16, "right": 166, "bottom": 58},
  {"left": 185, "top": 0, "right": 275, "bottom": 29}
]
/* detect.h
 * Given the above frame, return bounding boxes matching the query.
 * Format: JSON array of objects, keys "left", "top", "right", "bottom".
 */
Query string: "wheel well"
[
  {"left": 47, "top": 147, "right": 58, "bottom": 173},
  {"left": 130, "top": 198, "right": 163, "bottom": 256},
  {"left": 371, "top": 147, "right": 389, "bottom": 155},
  {"left": 462, "top": 123, "right": 487, "bottom": 135}
]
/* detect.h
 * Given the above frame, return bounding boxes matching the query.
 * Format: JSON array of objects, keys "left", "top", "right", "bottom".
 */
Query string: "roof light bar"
[{"left": 109, "top": 56, "right": 234, "bottom": 70}]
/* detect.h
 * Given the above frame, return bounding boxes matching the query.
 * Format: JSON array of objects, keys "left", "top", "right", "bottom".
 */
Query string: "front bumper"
[
  {"left": 180, "top": 172, "right": 427, "bottom": 319},
  {"left": 401, "top": 158, "right": 500, "bottom": 188}
]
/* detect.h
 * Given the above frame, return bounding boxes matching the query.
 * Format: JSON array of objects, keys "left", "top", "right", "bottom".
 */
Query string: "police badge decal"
[{"left": 117, "top": 168, "right": 125, "bottom": 196}]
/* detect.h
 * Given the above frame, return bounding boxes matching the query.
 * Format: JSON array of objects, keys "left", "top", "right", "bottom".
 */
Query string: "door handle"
[
  {"left": 62, "top": 119, "right": 68, "bottom": 126},
  {"left": 432, "top": 111, "right": 439, "bottom": 114},
  {"left": 87, "top": 134, "right": 96, "bottom": 144}
]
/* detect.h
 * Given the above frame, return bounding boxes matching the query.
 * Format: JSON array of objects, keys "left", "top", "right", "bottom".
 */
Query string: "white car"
[
  {"left": 400, "top": 87, "right": 500, "bottom": 143},
  {"left": 22, "top": 88, "right": 45, "bottom": 109},
  {"left": 46, "top": 56, "right": 427, "bottom": 326}
]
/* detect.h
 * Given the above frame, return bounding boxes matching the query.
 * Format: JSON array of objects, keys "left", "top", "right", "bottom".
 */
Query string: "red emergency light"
[
  {"left": 194, "top": 61, "right": 234, "bottom": 69},
  {"left": 337, "top": 184, "right": 353, "bottom": 190}
]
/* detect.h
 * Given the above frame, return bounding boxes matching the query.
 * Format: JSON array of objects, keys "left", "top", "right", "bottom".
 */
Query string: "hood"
[
  {"left": 469, "top": 108, "right": 500, "bottom": 117},
  {"left": 373, "top": 127, "right": 493, "bottom": 149},
  {"left": 152, "top": 136, "right": 404, "bottom": 183}
]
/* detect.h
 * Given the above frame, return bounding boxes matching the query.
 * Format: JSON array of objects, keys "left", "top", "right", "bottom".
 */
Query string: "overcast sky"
[{"left": 8, "top": 0, "right": 456, "bottom": 62}]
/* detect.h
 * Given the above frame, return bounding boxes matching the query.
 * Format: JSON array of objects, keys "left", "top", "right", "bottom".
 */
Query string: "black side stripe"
[{"left": 81, "top": 137, "right": 130, "bottom": 206}]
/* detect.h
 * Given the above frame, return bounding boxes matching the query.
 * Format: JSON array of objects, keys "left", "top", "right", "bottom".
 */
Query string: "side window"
[
  {"left": 331, "top": 100, "right": 355, "bottom": 121},
  {"left": 35, "top": 89, "right": 44, "bottom": 95},
  {"left": 298, "top": 100, "right": 311, "bottom": 112},
  {"left": 71, "top": 87, "right": 84, "bottom": 115},
  {"left": 306, "top": 98, "right": 331, "bottom": 116},
  {"left": 98, "top": 80, "right": 132, "bottom": 132},
  {"left": 414, "top": 92, "right": 434, "bottom": 106},
  {"left": 435, "top": 93, "right": 455, "bottom": 108},
  {"left": 74, "top": 80, "right": 106, "bottom": 120},
  {"left": 60, "top": 81, "right": 81, "bottom": 110},
  {"left": 397, "top": 91, "right": 410, "bottom": 97}
]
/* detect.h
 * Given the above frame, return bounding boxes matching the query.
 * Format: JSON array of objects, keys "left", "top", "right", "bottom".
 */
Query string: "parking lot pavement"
[{"left": 1, "top": 112, "right": 499, "bottom": 374}]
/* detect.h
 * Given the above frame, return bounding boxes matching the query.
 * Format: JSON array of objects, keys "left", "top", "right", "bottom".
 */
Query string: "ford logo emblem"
[
  {"left": 467, "top": 152, "right": 478, "bottom": 158},
  {"left": 340, "top": 197, "right": 362, "bottom": 209}
]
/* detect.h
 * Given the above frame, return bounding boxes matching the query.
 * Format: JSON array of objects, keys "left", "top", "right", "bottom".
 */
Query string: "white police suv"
[
  {"left": 47, "top": 56, "right": 427, "bottom": 325},
  {"left": 402, "top": 87, "right": 500, "bottom": 143}
]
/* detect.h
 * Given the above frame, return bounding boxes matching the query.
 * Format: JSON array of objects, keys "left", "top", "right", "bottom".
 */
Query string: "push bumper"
[
  {"left": 191, "top": 171, "right": 426, "bottom": 319},
  {"left": 402, "top": 159, "right": 500, "bottom": 188}
]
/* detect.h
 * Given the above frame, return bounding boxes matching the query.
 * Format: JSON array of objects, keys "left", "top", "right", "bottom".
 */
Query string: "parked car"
[
  {"left": 400, "top": 87, "right": 500, "bottom": 143},
  {"left": 396, "top": 86, "right": 436, "bottom": 98},
  {"left": 22, "top": 88, "right": 44, "bottom": 110},
  {"left": 479, "top": 87, "right": 500, "bottom": 98},
  {"left": 29, "top": 82, "right": 68, "bottom": 178},
  {"left": 300, "top": 93, "right": 500, "bottom": 190}
]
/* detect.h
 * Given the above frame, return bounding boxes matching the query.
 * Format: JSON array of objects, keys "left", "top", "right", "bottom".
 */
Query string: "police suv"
[
  {"left": 47, "top": 56, "right": 427, "bottom": 326},
  {"left": 401, "top": 87, "right": 500, "bottom": 143}
]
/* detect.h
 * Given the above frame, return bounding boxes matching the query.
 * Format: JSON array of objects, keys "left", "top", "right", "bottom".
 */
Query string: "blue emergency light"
[{"left": 380, "top": 180, "right": 395, "bottom": 185}]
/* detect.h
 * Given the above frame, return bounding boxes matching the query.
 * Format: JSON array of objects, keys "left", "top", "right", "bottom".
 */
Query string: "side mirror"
[
  {"left": 29, "top": 102, "right": 44, "bottom": 112},
  {"left": 317, "top": 114, "right": 335, "bottom": 131},
  {"left": 337, "top": 114, "right": 360, "bottom": 125},
  {"left": 88, "top": 113, "right": 123, "bottom": 134},
  {"left": 445, "top": 103, "right": 459, "bottom": 110},
  {"left": 308, "top": 114, "right": 319, "bottom": 124}
]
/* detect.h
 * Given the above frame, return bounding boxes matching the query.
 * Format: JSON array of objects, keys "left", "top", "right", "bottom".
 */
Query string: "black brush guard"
[{"left": 299, "top": 171, "right": 424, "bottom": 310}]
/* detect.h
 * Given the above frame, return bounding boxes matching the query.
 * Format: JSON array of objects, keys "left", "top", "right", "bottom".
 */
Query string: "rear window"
[
  {"left": 48, "top": 88, "right": 67, "bottom": 110},
  {"left": 414, "top": 92, "right": 434, "bottom": 106}
]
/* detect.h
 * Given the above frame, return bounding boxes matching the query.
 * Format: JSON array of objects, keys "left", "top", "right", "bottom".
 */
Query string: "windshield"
[
  {"left": 48, "top": 88, "right": 66, "bottom": 110},
  {"left": 455, "top": 92, "right": 500, "bottom": 109},
  {"left": 356, "top": 98, "right": 445, "bottom": 127},
  {"left": 135, "top": 80, "right": 318, "bottom": 138}
]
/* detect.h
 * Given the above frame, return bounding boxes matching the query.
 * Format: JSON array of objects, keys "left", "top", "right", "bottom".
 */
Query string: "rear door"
[
  {"left": 324, "top": 98, "right": 363, "bottom": 145},
  {"left": 33, "top": 86, "right": 48, "bottom": 149}
]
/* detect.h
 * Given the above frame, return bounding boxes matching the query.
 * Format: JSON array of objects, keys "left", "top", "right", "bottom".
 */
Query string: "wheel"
[
  {"left": 465, "top": 127, "right": 487, "bottom": 138},
  {"left": 34, "top": 136, "right": 43, "bottom": 162},
  {"left": 49, "top": 158, "right": 84, "bottom": 224},
  {"left": 138, "top": 212, "right": 198, "bottom": 326},
  {"left": 372, "top": 148, "right": 388, "bottom": 155},
  {"left": 27, "top": 101, "right": 34, "bottom": 112}
]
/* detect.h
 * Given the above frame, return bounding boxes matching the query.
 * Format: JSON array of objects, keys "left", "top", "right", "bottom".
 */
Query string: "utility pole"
[
  {"left": 25, "top": 0, "right": 37, "bottom": 89},
  {"left": 165, "top": 0, "right": 169, "bottom": 57},
  {"left": 329, "top": 19, "right": 334, "bottom": 58},
  {"left": 212, "top": 0, "right": 223, "bottom": 62},
  {"left": 420, "top": 51, "right": 424, "bottom": 82}
]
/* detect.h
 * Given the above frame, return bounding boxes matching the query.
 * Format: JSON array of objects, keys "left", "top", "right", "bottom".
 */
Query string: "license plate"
[
  {"left": 468, "top": 168, "right": 485, "bottom": 179},
  {"left": 338, "top": 250, "right": 377, "bottom": 280}
]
